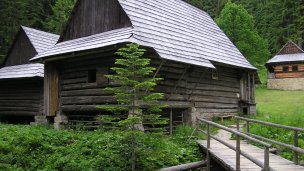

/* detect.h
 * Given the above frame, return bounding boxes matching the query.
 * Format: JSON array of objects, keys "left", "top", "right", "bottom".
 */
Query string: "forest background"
[{"left": 0, "top": 0, "right": 303, "bottom": 82}]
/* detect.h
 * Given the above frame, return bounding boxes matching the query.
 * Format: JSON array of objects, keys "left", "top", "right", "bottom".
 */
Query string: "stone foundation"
[
  {"left": 54, "top": 111, "right": 68, "bottom": 129},
  {"left": 268, "top": 78, "right": 304, "bottom": 90},
  {"left": 30, "top": 116, "right": 48, "bottom": 125},
  {"left": 183, "top": 107, "right": 240, "bottom": 126}
]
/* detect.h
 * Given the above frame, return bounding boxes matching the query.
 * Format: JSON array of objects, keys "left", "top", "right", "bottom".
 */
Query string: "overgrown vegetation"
[
  {"left": 0, "top": 124, "right": 202, "bottom": 171},
  {"left": 250, "top": 88, "right": 304, "bottom": 162}
]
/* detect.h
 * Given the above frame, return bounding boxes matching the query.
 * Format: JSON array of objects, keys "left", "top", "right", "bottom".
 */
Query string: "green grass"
[
  {"left": 250, "top": 88, "right": 304, "bottom": 162},
  {"left": 255, "top": 88, "right": 304, "bottom": 127}
]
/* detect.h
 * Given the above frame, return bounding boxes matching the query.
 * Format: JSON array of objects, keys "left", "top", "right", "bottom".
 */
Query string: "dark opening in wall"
[
  {"left": 88, "top": 69, "right": 97, "bottom": 83},
  {"left": 0, "top": 115, "right": 34, "bottom": 124},
  {"left": 242, "top": 107, "right": 248, "bottom": 115},
  {"left": 292, "top": 65, "right": 299, "bottom": 72},
  {"left": 283, "top": 66, "right": 289, "bottom": 72}
]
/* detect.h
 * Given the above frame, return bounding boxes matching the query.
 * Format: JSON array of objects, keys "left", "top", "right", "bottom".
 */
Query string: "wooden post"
[
  {"left": 236, "top": 134, "right": 241, "bottom": 171},
  {"left": 236, "top": 117, "right": 241, "bottom": 170},
  {"left": 207, "top": 123, "right": 211, "bottom": 171},
  {"left": 264, "top": 147, "right": 270, "bottom": 171},
  {"left": 170, "top": 108, "right": 173, "bottom": 136},
  {"left": 294, "top": 130, "right": 299, "bottom": 165},
  {"left": 237, "top": 119, "right": 240, "bottom": 131},
  {"left": 248, "top": 73, "right": 251, "bottom": 102},
  {"left": 246, "top": 121, "right": 250, "bottom": 144}
]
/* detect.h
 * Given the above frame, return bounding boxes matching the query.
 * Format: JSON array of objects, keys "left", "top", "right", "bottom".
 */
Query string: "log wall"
[
  {"left": 274, "top": 64, "right": 304, "bottom": 78},
  {"left": 56, "top": 51, "right": 244, "bottom": 117},
  {"left": 0, "top": 78, "right": 43, "bottom": 116}
]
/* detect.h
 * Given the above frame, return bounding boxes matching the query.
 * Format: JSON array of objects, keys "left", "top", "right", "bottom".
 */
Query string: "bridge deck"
[{"left": 197, "top": 140, "right": 304, "bottom": 171}]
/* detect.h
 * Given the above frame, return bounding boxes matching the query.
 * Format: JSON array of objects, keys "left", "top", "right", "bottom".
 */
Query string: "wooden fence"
[{"left": 235, "top": 116, "right": 304, "bottom": 165}]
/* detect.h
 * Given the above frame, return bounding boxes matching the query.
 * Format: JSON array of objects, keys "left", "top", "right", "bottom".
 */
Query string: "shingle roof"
[
  {"left": 31, "top": 0, "right": 256, "bottom": 70},
  {"left": 266, "top": 53, "right": 304, "bottom": 64},
  {"left": 30, "top": 27, "right": 215, "bottom": 68},
  {"left": 21, "top": 26, "right": 60, "bottom": 53},
  {"left": 0, "top": 64, "right": 44, "bottom": 79}
]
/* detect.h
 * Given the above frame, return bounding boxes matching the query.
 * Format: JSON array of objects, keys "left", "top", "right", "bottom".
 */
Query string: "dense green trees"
[
  {"left": 216, "top": 2, "right": 270, "bottom": 68},
  {"left": 44, "top": 0, "right": 76, "bottom": 34},
  {"left": 0, "top": 0, "right": 52, "bottom": 62}
]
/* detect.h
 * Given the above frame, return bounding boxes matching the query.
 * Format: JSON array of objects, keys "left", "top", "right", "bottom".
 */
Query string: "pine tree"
[{"left": 98, "top": 43, "right": 166, "bottom": 170}]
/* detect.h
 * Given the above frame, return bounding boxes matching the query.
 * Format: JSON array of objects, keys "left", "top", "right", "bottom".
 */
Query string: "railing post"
[
  {"left": 170, "top": 108, "right": 173, "bottom": 136},
  {"left": 236, "top": 118, "right": 240, "bottom": 131},
  {"left": 207, "top": 123, "right": 211, "bottom": 171},
  {"left": 236, "top": 134, "right": 241, "bottom": 171},
  {"left": 246, "top": 121, "right": 250, "bottom": 144},
  {"left": 294, "top": 130, "right": 299, "bottom": 165},
  {"left": 264, "top": 147, "right": 270, "bottom": 171}
]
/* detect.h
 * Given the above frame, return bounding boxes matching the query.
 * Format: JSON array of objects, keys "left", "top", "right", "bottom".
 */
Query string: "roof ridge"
[
  {"left": 21, "top": 26, "right": 60, "bottom": 38},
  {"left": 275, "top": 40, "right": 304, "bottom": 56}
]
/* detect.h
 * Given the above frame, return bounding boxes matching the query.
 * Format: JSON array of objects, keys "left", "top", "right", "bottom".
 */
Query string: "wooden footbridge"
[{"left": 196, "top": 116, "right": 304, "bottom": 171}]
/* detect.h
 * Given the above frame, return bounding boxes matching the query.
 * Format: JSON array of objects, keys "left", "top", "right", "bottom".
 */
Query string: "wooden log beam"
[
  {"left": 61, "top": 96, "right": 116, "bottom": 105},
  {"left": 0, "top": 111, "right": 38, "bottom": 116},
  {"left": 158, "top": 161, "right": 206, "bottom": 171},
  {"left": 60, "top": 89, "right": 112, "bottom": 97}
]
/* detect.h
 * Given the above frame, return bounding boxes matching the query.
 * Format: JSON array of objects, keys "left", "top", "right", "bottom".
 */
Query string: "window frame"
[
  {"left": 292, "top": 65, "right": 299, "bottom": 72},
  {"left": 282, "top": 66, "right": 289, "bottom": 72}
]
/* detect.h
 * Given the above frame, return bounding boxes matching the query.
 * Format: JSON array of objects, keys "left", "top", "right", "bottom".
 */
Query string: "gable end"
[
  {"left": 277, "top": 41, "right": 304, "bottom": 55},
  {"left": 4, "top": 29, "right": 37, "bottom": 67},
  {"left": 59, "top": 0, "right": 132, "bottom": 42}
]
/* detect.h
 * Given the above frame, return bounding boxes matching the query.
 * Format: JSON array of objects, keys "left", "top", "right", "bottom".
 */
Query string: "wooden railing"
[
  {"left": 235, "top": 116, "right": 304, "bottom": 165},
  {"left": 197, "top": 117, "right": 273, "bottom": 171},
  {"left": 158, "top": 161, "right": 206, "bottom": 171}
]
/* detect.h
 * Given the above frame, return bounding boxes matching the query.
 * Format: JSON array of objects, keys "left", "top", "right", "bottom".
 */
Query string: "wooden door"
[{"left": 44, "top": 64, "right": 59, "bottom": 116}]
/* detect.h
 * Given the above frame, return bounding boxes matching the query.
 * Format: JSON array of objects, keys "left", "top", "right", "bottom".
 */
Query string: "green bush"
[{"left": 0, "top": 124, "right": 202, "bottom": 171}]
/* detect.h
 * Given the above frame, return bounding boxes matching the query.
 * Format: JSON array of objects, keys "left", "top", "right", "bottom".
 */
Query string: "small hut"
[
  {"left": 0, "top": 26, "right": 59, "bottom": 123},
  {"left": 266, "top": 41, "right": 304, "bottom": 90},
  {"left": 30, "top": 0, "right": 258, "bottom": 130}
]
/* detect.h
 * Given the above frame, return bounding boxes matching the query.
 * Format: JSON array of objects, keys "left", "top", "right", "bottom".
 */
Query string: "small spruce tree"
[{"left": 98, "top": 43, "right": 166, "bottom": 170}]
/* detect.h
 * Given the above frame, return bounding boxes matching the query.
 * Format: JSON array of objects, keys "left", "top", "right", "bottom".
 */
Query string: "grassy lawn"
[
  {"left": 250, "top": 87, "right": 304, "bottom": 162},
  {"left": 255, "top": 88, "right": 304, "bottom": 127}
]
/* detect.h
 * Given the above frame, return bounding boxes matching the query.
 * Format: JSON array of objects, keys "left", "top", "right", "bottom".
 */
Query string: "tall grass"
[{"left": 250, "top": 88, "right": 304, "bottom": 162}]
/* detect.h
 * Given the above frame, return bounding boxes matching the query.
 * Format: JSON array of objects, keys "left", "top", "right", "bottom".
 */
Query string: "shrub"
[{"left": 0, "top": 124, "right": 202, "bottom": 171}]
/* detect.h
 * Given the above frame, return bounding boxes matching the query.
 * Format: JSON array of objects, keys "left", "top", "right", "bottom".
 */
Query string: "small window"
[
  {"left": 282, "top": 66, "right": 289, "bottom": 72},
  {"left": 88, "top": 69, "right": 97, "bottom": 83},
  {"left": 212, "top": 70, "right": 219, "bottom": 80},
  {"left": 292, "top": 65, "right": 299, "bottom": 72}
]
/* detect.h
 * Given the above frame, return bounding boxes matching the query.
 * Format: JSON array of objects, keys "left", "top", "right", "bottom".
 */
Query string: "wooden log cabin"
[
  {"left": 0, "top": 26, "right": 59, "bottom": 123},
  {"left": 30, "top": 0, "right": 258, "bottom": 129},
  {"left": 266, "top": 41, "right": 304, "bottom": 90}
]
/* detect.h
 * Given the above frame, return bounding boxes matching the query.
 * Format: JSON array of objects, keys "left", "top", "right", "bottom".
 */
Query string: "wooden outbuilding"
[
  {"left": 266, "top": 41, "right": 304, "bottom": 90},
  {"left": 30, "top": 0, "right": 258, "bottom": 129},
  {"left": 0, "top": 26, "right": 59, "bottom": 123}
]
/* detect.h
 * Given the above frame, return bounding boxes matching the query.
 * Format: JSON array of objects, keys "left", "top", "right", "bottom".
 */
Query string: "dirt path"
[{"left": 214, "top": 125, "right": 243, "bottom": 140}]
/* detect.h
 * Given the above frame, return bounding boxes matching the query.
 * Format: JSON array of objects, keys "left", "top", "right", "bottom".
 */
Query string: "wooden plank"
[
  {"left": 60, "top": 89, "right": 112, "bottom": 97},
  {"left": 45, "top": 64, "right": 59, "bottom": 116},
  {"left": 0, "top": 111, "right": 38, "bottom": 116},
  {"left": 61, "top": 96, "right": 116, "bottom": 105},
  {"left": 197, "top": 140, "right": 304, "bottom": 171}
]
